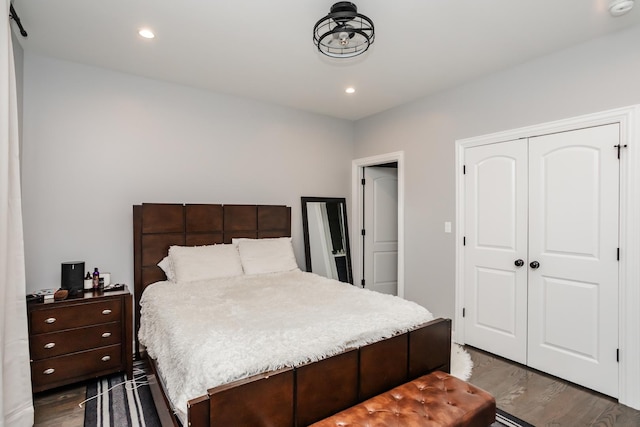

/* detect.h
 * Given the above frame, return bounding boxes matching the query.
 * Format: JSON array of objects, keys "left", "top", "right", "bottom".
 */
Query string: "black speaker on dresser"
[{"left": 61, "top": 261, "right": 85, "bottom": 294}]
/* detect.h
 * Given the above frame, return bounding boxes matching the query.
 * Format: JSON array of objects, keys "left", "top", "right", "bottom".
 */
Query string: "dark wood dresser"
[{"left": 27, "top": 288, "right": 133, "bottom": 393}]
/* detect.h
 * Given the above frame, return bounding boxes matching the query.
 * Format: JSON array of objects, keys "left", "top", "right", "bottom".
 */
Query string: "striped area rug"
[
  {"left": 493, "top": 408, "right": 535, "bottom": 427},
  {"left": 83, "top": 361, "right": 161, "bottom": 427}
]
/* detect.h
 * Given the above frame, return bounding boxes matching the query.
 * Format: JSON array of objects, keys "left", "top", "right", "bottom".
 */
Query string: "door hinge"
[
  {"left": 617, "top": 248, "right": 620, "bottom": 261},
  {"left": 361, "top": 178, "right": 366, "bottom": 185},
  {"left": 463, "top": 308, "right": 466, "bottom": 318},
  {"left": 361, "top": 279, "right": 365, "bottom": 288},
  {"left": 361, "top": 229, "right": 366, "bottom": 236},
  {"left": 617, "top": 348, "right": 619, "bottom": 362},
  {"left": 463, "top": 236, "right": 466, "bottom": 246},
  {"left": 614, "top": 144, "right": 628, "bottom": 159},
  {"left": 463, "top": 165, "right": 466, "bottom": 175}
]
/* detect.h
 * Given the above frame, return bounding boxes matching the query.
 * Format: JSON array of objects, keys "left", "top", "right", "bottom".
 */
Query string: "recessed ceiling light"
[
  {"left": 345, "top": 87, "right": 356, "bottom": 94},
  {"left": 138, "top": 28, "right": 155, "bottom": 39}
]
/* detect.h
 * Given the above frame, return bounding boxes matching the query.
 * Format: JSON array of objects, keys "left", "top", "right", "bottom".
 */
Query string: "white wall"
[
  {"left": 353, "top": 24, "right": 640, "bottom": 322},
  {"left": 21, "top": 54, "right": 354, "bottom": 293}
]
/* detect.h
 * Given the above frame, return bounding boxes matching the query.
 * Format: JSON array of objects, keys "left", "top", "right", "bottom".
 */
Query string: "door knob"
[
  {"left": 514, "top": 259, "right": 524, "bottom": 267},
  {"left": 530, "top": 261, "right": 540, "bottom": 269}
]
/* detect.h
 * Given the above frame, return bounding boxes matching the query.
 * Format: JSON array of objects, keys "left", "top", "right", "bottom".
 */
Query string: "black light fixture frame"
[
  {"left": 9, "top": 3, "right": 28, "bottom": 37},
  {"left": 313, "top": 2, "right": 375, "bottom": 58}
]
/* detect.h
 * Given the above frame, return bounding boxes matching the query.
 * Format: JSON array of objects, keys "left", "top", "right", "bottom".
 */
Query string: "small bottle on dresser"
[
  {"left": 92, "top": 267, "right": 100, "bottom": 290},
  {"left": 84, "top": 272, "right": 93, "bottom": 291}
]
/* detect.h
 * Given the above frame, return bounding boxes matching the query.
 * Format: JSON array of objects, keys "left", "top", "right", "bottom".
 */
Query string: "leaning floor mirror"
[{"left": 301, "top": 197, "right": 353, "bottom": 284}]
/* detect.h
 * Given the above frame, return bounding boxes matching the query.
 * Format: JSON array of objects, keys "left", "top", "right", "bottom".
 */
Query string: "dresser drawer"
[
  {"left": 30, "top": 299, "right": 122, "bottom": 334},
  {"left": 30, "top": 322, "right": 122, "bottom": 360},
  {"left": 31, "top": 344, "right": 122, "bottom": 390}
]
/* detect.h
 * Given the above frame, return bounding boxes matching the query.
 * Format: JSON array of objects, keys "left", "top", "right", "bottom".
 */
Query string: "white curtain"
[{"left": 1, "top": 1, "right": 34, "bottom": 426}]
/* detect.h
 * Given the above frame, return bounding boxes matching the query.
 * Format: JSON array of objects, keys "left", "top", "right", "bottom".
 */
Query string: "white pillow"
[
  {"left": 236, "top": 237, "right": 298, "bottom": 275},
  {"left": 231, "top": 237, "right": 291, "bottom": 247},
  {"left": 168, "top": 244, "right": 244, "bottom": 283},
  {"left": 157, "top": 256, "right": 176, "bottom": 282},
  {"left": 231, "top": 237, "right": 253, "bottom": 247}
]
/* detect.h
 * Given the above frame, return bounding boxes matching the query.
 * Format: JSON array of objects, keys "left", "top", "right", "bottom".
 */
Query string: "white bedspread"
[{"left": 138, "top": 270, "right": 434, "bottom": 414}]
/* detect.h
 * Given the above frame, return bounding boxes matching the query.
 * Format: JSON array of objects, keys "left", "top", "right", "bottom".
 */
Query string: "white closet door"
[
  {"left": 527, "top": 124, "right": 619, "bottom": 397},
  {"left": 464, "top": 139, "right": 528, "bottom": 363}
]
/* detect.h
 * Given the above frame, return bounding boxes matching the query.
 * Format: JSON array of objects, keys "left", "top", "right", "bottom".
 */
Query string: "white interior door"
[
  {"left": 463, "top": 140, "right": 529, "bottom": 364},
  {"left": 463, "top": 124, "right": 620, "bottom": 397},
  {"left": 527, "top": 124, "right": 620, "bottom": 397},
  {"left": 364, "top": 166, "right": 398, "bottom": 295}
]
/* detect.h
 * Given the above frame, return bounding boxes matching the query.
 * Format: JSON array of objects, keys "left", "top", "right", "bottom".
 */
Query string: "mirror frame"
[{"left": 301, "top": 196, "right": 353, "bottom": 284}]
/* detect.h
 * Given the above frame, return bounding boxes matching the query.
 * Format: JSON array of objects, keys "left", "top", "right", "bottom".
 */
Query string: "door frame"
[
  {"left": 352, "top": 151, "right": 405, "bottom": 297},
  {"left": 455, "top": 105, "right": 640, "bottom": 409}
]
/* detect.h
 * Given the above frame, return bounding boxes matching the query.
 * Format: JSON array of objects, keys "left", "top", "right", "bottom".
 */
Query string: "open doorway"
[{"left": 351, "top": 152, "right": 405, "bottom": 297}]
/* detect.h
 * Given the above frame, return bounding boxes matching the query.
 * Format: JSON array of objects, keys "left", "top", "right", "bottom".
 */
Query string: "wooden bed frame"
[{"left": 133, "top": 203, "right": 452, "bottom": 427}]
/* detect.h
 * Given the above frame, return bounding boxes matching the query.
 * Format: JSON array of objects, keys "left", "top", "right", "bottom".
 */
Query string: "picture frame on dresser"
[{"left": 27, "top": 287, "right": 133, "bottom": 393}]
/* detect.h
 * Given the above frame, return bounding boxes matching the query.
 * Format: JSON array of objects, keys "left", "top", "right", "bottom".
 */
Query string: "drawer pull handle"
[
  {"left": 102, "top": 309, "right": 112, "bottom": 315},
  {"left": 44, "top": 317, "right": 56, "bottom": 324},
  {"left": 101, "top": 355, "right": 111, "bottom": 362},
  {"left": 43, "top": 368, "right": 55, "bottom": 375},
  {"left": 101, "top": 332, "right": 112, "bottom": 338},
  {"left": 44, "top": 342, "right": 56, "bottom": 349}
]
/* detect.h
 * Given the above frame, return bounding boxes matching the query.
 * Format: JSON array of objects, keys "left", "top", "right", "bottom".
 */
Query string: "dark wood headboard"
[{"left": 132, "top": 203, "right": 291, "bottom": 356}]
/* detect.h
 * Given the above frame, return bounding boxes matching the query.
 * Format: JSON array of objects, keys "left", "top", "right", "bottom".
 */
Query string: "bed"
[{"left": 133, "top": 203, "right": 452, "bottom": 427}]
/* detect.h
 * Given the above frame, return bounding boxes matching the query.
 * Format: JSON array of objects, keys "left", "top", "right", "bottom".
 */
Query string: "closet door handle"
[
  {"left": 514, "top": 259, "right": 524, "bottom": 267},
  {"left": 530, "top": 261, "right": 540, "bottom": 269}
]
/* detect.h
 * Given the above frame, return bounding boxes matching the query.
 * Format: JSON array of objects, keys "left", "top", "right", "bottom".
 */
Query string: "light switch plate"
[{"left": 445, "top": 222, "right": 452, "bottom": 233}]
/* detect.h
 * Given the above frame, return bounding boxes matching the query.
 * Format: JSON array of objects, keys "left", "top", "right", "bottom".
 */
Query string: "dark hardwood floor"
[
  {"left": 467, "top": 346, "right": 640, "bottom": 426},
  {"left": 32, "top": 348, "right": 640, "bottom": 426},
  {"left": 33, "top": 382, "right": 85, "bottom": 427}
]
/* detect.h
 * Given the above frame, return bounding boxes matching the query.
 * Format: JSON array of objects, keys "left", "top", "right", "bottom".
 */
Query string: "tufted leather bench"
[{"left": 310, "top": 371, "right": 496, "bottom": 427}]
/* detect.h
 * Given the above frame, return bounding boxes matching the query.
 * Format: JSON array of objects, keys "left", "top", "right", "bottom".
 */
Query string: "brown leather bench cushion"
[{"left": 310, "top": 371, "right": 496, "bottom": 427}]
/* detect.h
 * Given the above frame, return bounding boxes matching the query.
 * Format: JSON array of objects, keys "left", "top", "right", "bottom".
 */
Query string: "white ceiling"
[{"left": 10, "top": 0, "right": 640, "bottom": 120}]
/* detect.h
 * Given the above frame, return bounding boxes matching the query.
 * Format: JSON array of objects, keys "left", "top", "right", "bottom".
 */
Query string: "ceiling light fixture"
[
  {"left": 609, "top": 0, "right": 635, "bottom": 16},
  {"left": 138, "top": 28, "right": 155, "bottom": 39},
  {"left": 313, "top": 2, "right": 375, "bottom": 58},
  {"left": 345, "top": 87, "right": 356, "bottom": 94}
]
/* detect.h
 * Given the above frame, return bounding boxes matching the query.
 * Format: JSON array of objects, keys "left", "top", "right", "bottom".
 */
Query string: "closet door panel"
[
  {"left": 464, "top": 140, "right": 528, "bottom": 363},
  {"left": 527, "top": 124, "right": 619, "bottom": 398}
]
